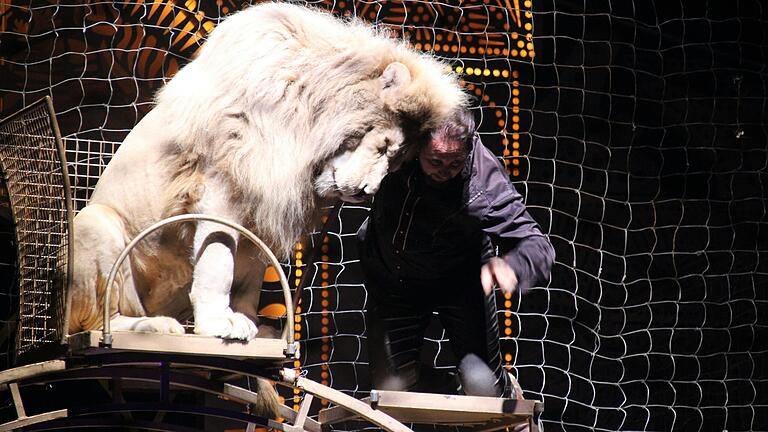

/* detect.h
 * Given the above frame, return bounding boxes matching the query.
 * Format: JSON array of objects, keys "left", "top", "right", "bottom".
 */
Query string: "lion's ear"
[{"left": 380, "top": 62, "right": 412, "bottom": 103}]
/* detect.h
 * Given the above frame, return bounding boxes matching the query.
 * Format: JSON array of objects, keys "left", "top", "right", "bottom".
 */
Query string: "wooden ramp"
[{"left": 318, "top": 389, "right": 543, "bottom": 432}]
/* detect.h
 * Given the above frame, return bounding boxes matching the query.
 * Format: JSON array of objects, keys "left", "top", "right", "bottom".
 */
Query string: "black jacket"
[{"left": 360, "top": 134, "right": 555, "bottom": 291}]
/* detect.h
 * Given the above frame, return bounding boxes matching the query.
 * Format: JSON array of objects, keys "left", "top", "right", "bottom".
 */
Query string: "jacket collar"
[{"left": 460, "top": 133, "right": 480, "bottom": 180}]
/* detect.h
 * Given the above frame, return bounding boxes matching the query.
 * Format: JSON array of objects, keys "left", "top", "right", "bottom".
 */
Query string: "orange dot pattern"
[
  {"left": 293, "top": 241, "right": 303, "bottom": 410},
  {"left": 319, "top": 230, "right": 331, "bottom": 407},
  {"left": 290, "top": 227, "right": 333, "bottom": 410}
]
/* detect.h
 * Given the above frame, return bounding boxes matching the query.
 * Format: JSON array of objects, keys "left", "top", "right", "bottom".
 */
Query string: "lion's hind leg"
[{"left": 69, "top": 204, "right": 185, "bottom": 335}]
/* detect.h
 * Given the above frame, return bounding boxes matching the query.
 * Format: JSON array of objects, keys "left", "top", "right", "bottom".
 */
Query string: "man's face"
[{"left": 418, "top": 138, "right": 468, "bottom": 182}]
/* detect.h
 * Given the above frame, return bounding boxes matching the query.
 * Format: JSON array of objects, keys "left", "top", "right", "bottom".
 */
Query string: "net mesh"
[{"left": 0, "top": 1, "right": 766, "bottom": 431}]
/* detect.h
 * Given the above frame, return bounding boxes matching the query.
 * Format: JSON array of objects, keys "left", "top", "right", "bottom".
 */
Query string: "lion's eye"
[{"left": 343, "top": 137, "right": 360, "bottom": 150}]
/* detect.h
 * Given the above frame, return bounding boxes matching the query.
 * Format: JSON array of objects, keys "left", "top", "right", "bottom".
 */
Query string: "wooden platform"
[
  {"left": 68, "top": 330, "right": 297, "bottom": 360},
  {"left": 0, "top": 356, "right": 542, "bottom": 432},
  {"left": 319, "top": 390, "right": 543, "bottom": 431}
]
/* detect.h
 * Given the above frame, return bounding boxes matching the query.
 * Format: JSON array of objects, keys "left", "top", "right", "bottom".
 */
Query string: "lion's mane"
[{"left": 152, "top": 3, "right": 466, "bottom": 258}]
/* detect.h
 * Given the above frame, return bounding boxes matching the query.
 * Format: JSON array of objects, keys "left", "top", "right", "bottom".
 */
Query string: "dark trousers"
[{"left": 363, "top": 261, "right": 511, "bottom": 397}]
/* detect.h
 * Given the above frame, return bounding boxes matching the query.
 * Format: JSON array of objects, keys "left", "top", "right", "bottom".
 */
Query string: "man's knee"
[
  {"left": 458, "top": 353, "right": 501, "bottom": 397},
  {"left": 372, "top": 373, "right": 411, "bottom": 391}
]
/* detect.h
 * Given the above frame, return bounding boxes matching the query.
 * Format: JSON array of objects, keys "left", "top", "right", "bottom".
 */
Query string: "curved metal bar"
[
  {"left": 24, "top": 417, "right": 202, "bottom": 432},
  {"left": 102, "top": 214, "right": 293, "bottom": 347},
  {"left": 12, "top": 403, "right": 269, "bottom": 432},
  {"left": 11, "top": 358, "right": 318, "bottom": 432},
  {"left": 43, "top": 96, "right": 75, "bottom": 345},
  {"left": 66, "top": 402, "right": 270, "bottom": 425}
]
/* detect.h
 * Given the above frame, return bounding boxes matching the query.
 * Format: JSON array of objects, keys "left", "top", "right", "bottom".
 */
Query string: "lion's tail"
[{"left": 251, "top": 376, "right": 281, "bottom": 418}]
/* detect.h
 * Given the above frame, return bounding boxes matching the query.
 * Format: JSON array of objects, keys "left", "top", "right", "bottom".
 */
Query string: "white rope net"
[{"left": 0, "top": 1, "right": 765, "bottom": 430}]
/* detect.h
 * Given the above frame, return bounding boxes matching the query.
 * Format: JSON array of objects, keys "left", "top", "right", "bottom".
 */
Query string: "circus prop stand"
[{"left": 0, "top": 97, "right": 541, "bottom": 432}]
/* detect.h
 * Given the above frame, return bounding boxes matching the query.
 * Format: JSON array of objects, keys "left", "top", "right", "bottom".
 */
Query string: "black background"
[{"left": 0, "top": 1, "right": 766, "bottom": 431}]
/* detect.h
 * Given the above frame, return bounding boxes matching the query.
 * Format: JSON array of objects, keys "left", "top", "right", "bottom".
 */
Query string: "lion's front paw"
[
  {"left": 194, "top": 311, "right": 258, "bottom": 340},
  {"left": 132, "top": 316, "right": 186, "bottom": 334}
]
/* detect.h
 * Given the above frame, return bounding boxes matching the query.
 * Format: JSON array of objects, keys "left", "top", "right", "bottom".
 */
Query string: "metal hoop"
[{"left": 101, "top": 214, "right": 294, "bottom": 346}]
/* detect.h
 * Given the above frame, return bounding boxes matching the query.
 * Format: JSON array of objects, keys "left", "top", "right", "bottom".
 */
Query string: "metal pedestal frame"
[{"left": 0, "top": 351, "right": 406, "bottom": 432}]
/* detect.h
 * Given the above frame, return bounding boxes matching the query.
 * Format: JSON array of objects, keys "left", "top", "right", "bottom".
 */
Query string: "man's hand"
[{"left": 480, "top": 257, "right": 518, "bottom": 296}]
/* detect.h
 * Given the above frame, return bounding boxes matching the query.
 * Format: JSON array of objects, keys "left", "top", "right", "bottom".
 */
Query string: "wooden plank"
[
  {"left": 293, "top": 393, "right": 313, "bottom": 429},
  {"left": 274, "top": 404, "right": 322, "bottom": 432},
  {"left": 8, "top": 383, "right": 25, "bottom": 418},
  {"left": 0, "top": 360, "right": 66, "bottom": 387},
  {"left": 68, "top": 331, "right": 289, "bottom": 359},
  {"left": 373, "top": 390, "right": 536, "bottom": 415},
  {"left": 371, "top": 390, "right": 535, "bottom": 424},
  {"left": 0, "top": 409, "right": 67, "bottom": 431},
  {"left": 318, "top": 397, "right": 371, "bottom": 424},
  {"left": 281, "top": 370, "right": 411, "bottom": 432},
  {"left": 319, "top": 391, "right": 538, "bottom": 427}
]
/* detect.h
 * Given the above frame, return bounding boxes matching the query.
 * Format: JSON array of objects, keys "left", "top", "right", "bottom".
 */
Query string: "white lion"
[{"left": 69, "top": 3, "right": 466, "bottom": 345}]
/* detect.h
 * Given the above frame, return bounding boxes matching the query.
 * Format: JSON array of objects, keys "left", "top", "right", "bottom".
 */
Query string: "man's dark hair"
[{"left": 429, "top": 107, "right": 476, "bottom": 151}]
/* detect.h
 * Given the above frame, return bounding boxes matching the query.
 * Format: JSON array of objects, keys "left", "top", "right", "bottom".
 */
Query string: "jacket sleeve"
[{"left": 468, "top": 139, "right": 555, "bottom": 291}]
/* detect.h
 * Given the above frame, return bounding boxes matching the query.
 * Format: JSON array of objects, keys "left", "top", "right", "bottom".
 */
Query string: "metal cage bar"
[{"left": 0, "top": 96, "right": 73, "bottom": 362}]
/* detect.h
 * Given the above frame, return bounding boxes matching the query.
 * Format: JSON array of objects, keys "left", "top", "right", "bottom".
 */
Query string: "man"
[{"left": 359, "top": 107, "right": 555, "bottom": 398}]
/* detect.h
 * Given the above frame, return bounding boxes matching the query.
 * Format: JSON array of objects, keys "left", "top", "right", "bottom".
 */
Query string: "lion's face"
[
  {"left": 314, "top": 126, "right": 407, "bottom": 203},
  {"left": 312, "top": 61, "right": 444, "bottom": 203}
]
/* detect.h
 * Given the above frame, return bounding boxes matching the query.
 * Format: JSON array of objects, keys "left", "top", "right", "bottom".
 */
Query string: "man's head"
[{"left": 418, "top": 108, "right": 476, "bottom": 183}]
